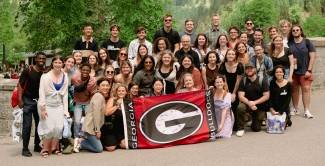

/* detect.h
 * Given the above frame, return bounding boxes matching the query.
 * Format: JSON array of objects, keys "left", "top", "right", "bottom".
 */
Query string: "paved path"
[{"left": 1, "top": 91, "right": 324, "bottom": 166}]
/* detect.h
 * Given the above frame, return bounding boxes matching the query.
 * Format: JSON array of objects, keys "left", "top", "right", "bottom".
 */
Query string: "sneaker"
[
  {"left": 236, "top": 130, "right": 245, "bottom": 137},
  {"left": 34, "top": 145, "right": 42, "bottom": 152},
  {"left": 73, "top": 138, "right": 80, "bottom": 153},
  {"left": 22, "top": 148, "right": 32, "bottom": 157},
  {"left": 245, "top": 121, "right": 252, "bottom": 127},
  {"left": 304, "top": 110, "right": 313, "bottom": 119},
  {"left": 290, "top": 107, "right": 300, "bottom": 116}
]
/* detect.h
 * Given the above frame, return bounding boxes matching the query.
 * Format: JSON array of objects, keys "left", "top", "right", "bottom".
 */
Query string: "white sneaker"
[
  {"left": 290, "top": 107, "right": 300, "bottom": 116},
  {"left": 236, "top": 130, "right": 245, "bottom": 137},
  {"left": 304, "top": 110, "right": 313, "bottom": 119},
  {"left": 74, "top": 138, "right": 80, "bottom": 153}
]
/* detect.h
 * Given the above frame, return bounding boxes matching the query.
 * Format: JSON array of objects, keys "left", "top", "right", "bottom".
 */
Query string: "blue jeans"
[
  {"left": 22, "top": 96, "right": 40, "bottom": 148},
  {"left": 74, "top": 103, "right": 89, "bottom": 138},
  {"left": 81, "top": 132, "right": 103, "bottom": 153},
  {"left": 284, "top": 68, "right": 290, "bottom": 79}
]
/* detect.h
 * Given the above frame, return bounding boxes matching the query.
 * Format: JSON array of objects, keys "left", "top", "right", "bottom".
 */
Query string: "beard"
[{"left": 246, "top": 71, "right": 255, "bottom": 77}]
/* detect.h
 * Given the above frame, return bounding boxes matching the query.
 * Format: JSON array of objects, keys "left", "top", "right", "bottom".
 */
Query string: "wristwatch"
[{"left": 307, "top": 70, "right": 312, "bottom": 73}]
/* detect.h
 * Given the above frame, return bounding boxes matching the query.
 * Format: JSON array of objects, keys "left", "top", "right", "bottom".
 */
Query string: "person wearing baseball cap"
[{"left": 236, "top": 61, "right": 270, "bottom": 137}]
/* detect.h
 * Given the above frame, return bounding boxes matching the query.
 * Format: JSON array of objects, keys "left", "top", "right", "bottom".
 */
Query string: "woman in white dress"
[{"left": 38, "top": 56, "right": 69, "bottom": 158}]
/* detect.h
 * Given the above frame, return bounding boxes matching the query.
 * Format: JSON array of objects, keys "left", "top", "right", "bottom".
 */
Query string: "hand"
[
  {"left": 217, "top": 125, "right": 223, "bottom": 132},
  {"left": 287, "top": 76, "right": 293, "bottom": 82},
  {"left": 95, "top": 132, "right": 101, "bottom": 139},
  {"left": 41, "top": 110, "right": 48, "bottom": 120},
  {"left": 270, "top": 109, "right": 277, "bottom": 115},
  {"left": 305, "top": 71, "right": 311, "bottom": 78},
  {"left": 18, "top": 99, "right": 24, "bottom": 109},
  {"left": 251, "top": 105, "right": 257, "bottom": 111},
  {"left": 249, "top": 101, "right": 256, "bottom": 107},
  {"left": 231, "top": 94, "right": 236, "bottom": 103}
]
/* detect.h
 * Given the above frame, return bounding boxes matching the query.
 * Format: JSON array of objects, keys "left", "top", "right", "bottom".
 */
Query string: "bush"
[{"left": 302, "top": 16, "right": 325, "bottom": 37}]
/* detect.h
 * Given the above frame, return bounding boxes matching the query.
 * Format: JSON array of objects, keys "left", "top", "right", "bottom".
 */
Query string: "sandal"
[
  {"left": 262, "top": 120, "right": 267, "bottom": 126},
  {"left": 52, "top": 149, "right": 62, "bottom": 156},
  {"left": 41, "top": 151, "right": 49, "bottom": 158}
]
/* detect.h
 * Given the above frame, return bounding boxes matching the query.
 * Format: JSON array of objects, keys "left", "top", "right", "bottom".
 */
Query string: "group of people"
[{"left": 18, "top": 13, "right": 316, "bottom": 157}]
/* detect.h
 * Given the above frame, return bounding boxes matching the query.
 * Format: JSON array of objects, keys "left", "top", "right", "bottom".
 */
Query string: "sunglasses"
[
  {"left": 106, "top": 71, "right": 114, "bottom": 74},
  {"left": 246, "top": 23, "right": 253, "bottom": 25},
  {"left": 292, "top": 29, "right": 300, "bottom": 32},
  {"left": 120, "top": 53, "right": 127, "bottom": 56},
  {"left": 164, "top": 19, "right": 172, "bottom": 22}
]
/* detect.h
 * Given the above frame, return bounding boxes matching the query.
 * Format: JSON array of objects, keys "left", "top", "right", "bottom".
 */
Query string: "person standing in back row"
[
  {"left": 101, "top": 24, "right": 126, "bottom": 63},
  {"left": 18, "top": 52, "right": 46, "bottom": 157},
  {"left": 205, "top": 14, "right": 228, "bottom": 49},
  {"left": 287, "top": 25, "right": 316, "bottom": 118},
  {"left": 153, "top": 14, "right": 181, "bottom": 53}
]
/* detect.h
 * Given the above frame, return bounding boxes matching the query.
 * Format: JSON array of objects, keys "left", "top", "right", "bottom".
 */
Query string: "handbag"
[
  {"left": 11, "top": 66, "right": 31, "bottom": 108},
  {"left": 12, "top": 108, "right": 23, "bottom": 142},
  {"left": 63, "top": 117, "right": 72, "bottom": 138},
  {"left": 74, "top": 76, "right": 90, "bottom": 92},
  {"left": 266, "top": 112, "right": 286, "bottom": 134}
]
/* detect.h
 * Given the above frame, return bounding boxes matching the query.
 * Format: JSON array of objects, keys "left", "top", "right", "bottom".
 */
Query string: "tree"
[{"left": 107, "top": 0, "right": 171, "bottom": 44}]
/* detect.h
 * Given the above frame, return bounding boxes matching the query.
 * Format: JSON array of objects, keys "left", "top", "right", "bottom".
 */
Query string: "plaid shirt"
[{"left": 205, "top": 27, "right": 228, "bottom": 48}]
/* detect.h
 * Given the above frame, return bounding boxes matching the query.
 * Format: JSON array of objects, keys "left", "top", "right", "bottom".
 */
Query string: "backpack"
[
  {"left": 243, "top": 76, "right": 264, "bottom": 87},
  {"left": 159, "top": 28, "right": 176, "bottom": 39}
]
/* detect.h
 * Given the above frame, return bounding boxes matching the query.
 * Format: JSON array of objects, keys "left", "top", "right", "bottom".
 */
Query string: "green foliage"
[
  {"left": 0, "top": 0, "right": 14, "bottom": 43},
  {"left": 288, "top": 4, "right": 303, "bottom": 24},
  {"left": 302, "top": 16, "right": 325, "bottom": 37},
  {"left": 107, "top": 0, "right": 171, "bottom": 44}
]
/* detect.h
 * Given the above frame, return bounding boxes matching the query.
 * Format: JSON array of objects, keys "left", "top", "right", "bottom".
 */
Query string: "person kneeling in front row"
[{"left": 236, "top": 62, "right": 270, "bottom": 136}]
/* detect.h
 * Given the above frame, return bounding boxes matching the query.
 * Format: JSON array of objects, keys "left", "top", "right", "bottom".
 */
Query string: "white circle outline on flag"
[{"left": 139, "top": 100, "right": 203, "bottom": 144}]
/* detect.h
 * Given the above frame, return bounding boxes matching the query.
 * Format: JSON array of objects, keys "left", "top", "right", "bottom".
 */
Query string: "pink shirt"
[{"left": 71, "top": 74, "right": 97, "bottom": 104}]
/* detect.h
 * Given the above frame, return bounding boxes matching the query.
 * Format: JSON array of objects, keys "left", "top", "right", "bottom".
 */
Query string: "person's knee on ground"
[
  {"left": 105, "top": 145, "right": 116, "bottom": 152},
  {"left": 119, "top": 139, "right": 126, "bottom": 149}
]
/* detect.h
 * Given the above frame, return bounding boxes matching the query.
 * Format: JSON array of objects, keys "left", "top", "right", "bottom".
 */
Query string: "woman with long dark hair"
[
  {"left": 201, "top": 51, "right": 221, "bottom": 89},
  {"left": 132, "top": 55, "right": 155, "bottom": 96},
  {"left": 152, "top": 37, "right": 171, "bottom": 63},
  {"left": 98, "top": 48, "right": 112, "bottom": 74},
  {"left": 192, "top": 33, "right": 211, "bottom": 63},
  {"left": 38, "top": 56, "right": 69, "bottom": 157}
]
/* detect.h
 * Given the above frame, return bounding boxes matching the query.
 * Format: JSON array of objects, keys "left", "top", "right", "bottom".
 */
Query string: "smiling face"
[
  {"left": 212, "top": 15, "right": 220, "bottom": 27},
  {"left": 121, "top": 64, "right": 131, "bottom": 75},
  {"left": 184, "top": 75, "right": 194, "bottom": 89},
  {"left": 275, "top": 67, "right": 284, "bottom": 80},
  {"left": 245, "top": 66, "right": 255, "bottom": 77},
  {"left": 36, "top": 55, "right": 46, "bottom": 67},
  {"left": 208, "top": 53, "right": 217, "bottom": 64},
  {"left": 116, "top": 86, "right": 127, "bottom": 99},
  {"left": 153, "top": 80, "right": 163, "bottom": 94},
  {"left": 218, "top": 36, "right": 227, "bottom": 46},
  {"left": 111, "top": 27, "right": 119, "bottom": 37},
  {"left": 281, "top": 23, "right": 290, "bottom": 35},
  {"left": 269, "top": 28, "right": 278, "bottom": 39},
  {"left": 197, "top": 35, "right": 207, "bottom": 47},
  {"left": 225, "top": 50, "right": 236, "bottom": 62},
  {"left": 137, "top": 30, "right": 146, "bottom": 40},
  {"left": 291, "top": 26, "right": 302, "bottom": 37},
  {"left": 138, "top": 46, "right": 148, "bottom": 57},
  {"left": 158, "top": 40, "right": 167, "bottom": 51},
  {"left": 240, "top": 33, "right": 248, "bottom": 43},
  {"left": 181, "top": 36, "right": 191, "bottom": 49},
  {"left": 119, "top": 50, "right": 128, "bottom": 61},
  {"left": 65, "top": 57, "right": 75, "bottom": 70},
  {"left": 130, "top": 85, "right": 139, "bottom": 96},
  {"left": 273, "top": 36, "right": 283, "bottom": 48},
  {"left": 237, "top": 43, "right": 247, "bottom": 54},
  {"left": 83, "top": 26, "right": 93, "bottom": 36},
  {"left": 229, "top": 28, "right": 239, "bottom": 40},
  {"left": 88, "top": 55, "right": 97, "bottom": 65},
  {"left": 254, "top": 46, "right": 264, "bottom": 57},
  {"left": 214, "top": 77, "right": 225, "bottom": 90},
  {"left": 98, "top": 80, "right": 110, "bottom": 97},
  {"left": 105, "top": 67, "right": 115, "bottom": 79},
  {"left": 185, "top": 20, "right": 194, "bottom": 32},
  {"left": 245, "top": 21, "right": 254, "bottom": 30},
  {"left": 80, "top": 66, "right": 91, "bottom": 78},
  {"left": 162, "top": 53, "right": 172, "bottom": 66},
  {"left": 99, "top": 49, "right": 107, "bottom": 61},
  {"left": 52, "top": 58, "right": 63, "bottom": 71},
  {"left": 144, "top": 57, "right": 153, "bottom": 71},
  {"left": 254, "top": 31, "right": 263, "bottom": 43},
  {"left": 182, "top": 57, "right": 192, "bottom": 69},
  {"left": 73, "top": 52, "right": 82, "bottom": 65}
]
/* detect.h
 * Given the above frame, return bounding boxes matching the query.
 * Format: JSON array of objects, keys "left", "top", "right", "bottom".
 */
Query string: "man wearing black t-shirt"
[
  {"left": 236, "top": 62, "right": 270, "bottom": 137},
  {"left": 101, "top": 24, "right": 126, "bottom": 62},
  {"left": 74, "top": 23, "right": 99, "bottom": 63},
  {"left": 18, "top": 52, "right": 46, "bottom": 157},
  {"left": 153, "top": 14, "right": 181, "bottom": 53}
]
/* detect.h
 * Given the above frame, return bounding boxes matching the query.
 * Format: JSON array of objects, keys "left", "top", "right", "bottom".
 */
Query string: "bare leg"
[
  {"left": 119, "top": 139, "right": 126, "bottom": 149},
  {"left": 292, "top": 85, "right": 300, "bottom": 108},
  {"left": 105, "top": 146, "right": 116, "bottom": 152},
  {"left": 51, "top": 137, "right": 60, "bottom": 152},
  {"left": 301, "top": 85, "right": 311, "bottom": 110}
]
